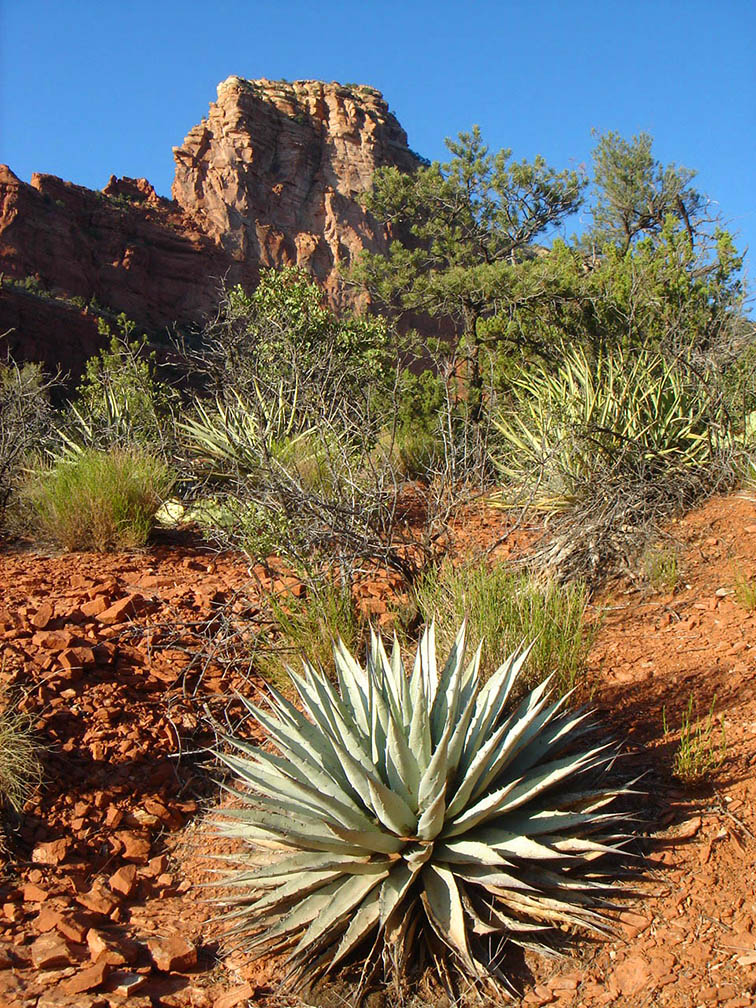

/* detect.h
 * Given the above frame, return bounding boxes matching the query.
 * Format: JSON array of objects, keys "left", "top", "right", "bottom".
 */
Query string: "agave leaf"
[
  {"left": 333, "top": 638, "right": 371, "bottom": 737},
  {"left": 246, "top": 868, "right": 347, "bottom": 916},
  {"left": 408, "top": 654, "right": 432, "bottom": 773},
  {"left": 325, "top": 820, "right": 407, "bottom": 855},
  {"left": 443, "top": 744, "right": 611, "bottom": 838},
  {"left": 416, "top": 785, "right": 447, "bottom": 841},
  {"left": 422, "top": 864, "right": 475, "bottom": 971},
  {"left": 225, "top": 850, "right": 373, "bottom": 886},
  {"left": 504, "top": 706, "right": 596, "bottom": 779},
  {"left": 378, "top": 859, "right": 418, "bottom": 927},
  {"left": 222, "top": 737, "right": 374, "bottom": 827},
  {"left": 290, "top": 865, "right": 390, "bottom": 960},
  {"left": 219, "top": 750, "right": 374, "bottom": 834},
  {"left": 328, "top": 886, "right": 382, "bottom": 970},
  {"left": 435, "top": 839, "right": 512, "bottom": 867},
  {"left": 368, "top": 777, "right": 417, "bottom": 836},
  {"left": 385, "top": 713, "right": 420, "bottom": 810},
  {"left": 430, "top": 621, "right": 467, "bottom": 743},
  {"left": 460, "top": 645, "right": 532, "bottom": 770}
]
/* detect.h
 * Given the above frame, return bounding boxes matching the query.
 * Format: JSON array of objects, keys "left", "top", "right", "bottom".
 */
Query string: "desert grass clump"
[
  {"left": 214, "top": 624, "right": 634, "bottom": 995},
  {"left": 642, "top": 544, "right": 680, "bottom": 593},
  {"left": 408, "top": 561, "right": 594, "bottom": 698},
  {"left": 256, "top": 580, "right": 365, "bottom": 692},
  {"left": 664, "top": 695, "right": 726, "bottom": 784},
  {"left": 733, "top": 569, "right": 756, "bottom": 611},
  {"left": 0, "top": 703, "right": 41, "bottom": 813},
  {"left": 29, "top": 448, "right": 173, "bottom": 551}
]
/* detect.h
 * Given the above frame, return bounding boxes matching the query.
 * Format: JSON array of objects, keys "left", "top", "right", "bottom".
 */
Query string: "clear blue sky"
[{"left": 1, "top": 0, "right": 754, "bottom": 279}]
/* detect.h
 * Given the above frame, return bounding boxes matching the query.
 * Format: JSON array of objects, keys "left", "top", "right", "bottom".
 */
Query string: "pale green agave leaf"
[{"left": 212, "top": 622, "right": 638, "bottom": 994}]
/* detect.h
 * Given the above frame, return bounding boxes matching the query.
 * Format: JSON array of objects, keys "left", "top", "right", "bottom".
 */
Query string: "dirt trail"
[{"left": 0, "top": 495, "right": 754, "bottom": 1007}]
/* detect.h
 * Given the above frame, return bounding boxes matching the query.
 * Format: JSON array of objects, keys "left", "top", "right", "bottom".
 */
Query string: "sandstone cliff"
[
  {"left": 172, "top": 76, "right": 420, "bottom": 310},
  {"left": 0, "top": 77, "right": 421, "bottom": 375}
]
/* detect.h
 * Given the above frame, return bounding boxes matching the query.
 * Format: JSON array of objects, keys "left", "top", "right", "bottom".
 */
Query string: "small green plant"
[
  {"left": 664, "top": 695, "right": 726, "bottom": 784},
  {"left": 54, "top": 315, "right": 178, "bottom": 462},
  {"left": 643, "top": 544, "right": 680, "bottom": 592},
  {"left": 733, "top": 569, "right": 756, "bottom": 611},
  {"left": 408, "top": 561, "right": 594, "bottom": 697},
  {"left": 214, "top": 623, "right": 634, "bottom": 994},
  {"left": 28, "top": 448, "right": 173, "bottom": 551},
  {"left": 257, "top": 580, "right": 365, "bottom": 691}
]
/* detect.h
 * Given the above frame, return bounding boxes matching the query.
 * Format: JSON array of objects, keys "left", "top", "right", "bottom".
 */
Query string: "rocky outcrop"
[
  {"left": 0, "top": 77, "right": 420, "bottom": 376},
  {"left": 172, "top": 77, "right": 421, "bottom": 310}
]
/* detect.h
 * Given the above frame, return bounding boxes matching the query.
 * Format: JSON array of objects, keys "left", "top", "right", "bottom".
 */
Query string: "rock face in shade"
[
  {"left": 0, "top": 77, "right": 421, "bottom": 376},
  {"left": 172, "top": 76, "right": 421, "bottom": 311}
]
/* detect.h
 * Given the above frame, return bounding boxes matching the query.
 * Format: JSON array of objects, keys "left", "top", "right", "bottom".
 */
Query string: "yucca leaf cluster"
[
  {"left": 493, "top": 344, "right": 723, "bottom": 513},
  {"left": 216, "top": 624, "right": 633, "bottom": 991}
]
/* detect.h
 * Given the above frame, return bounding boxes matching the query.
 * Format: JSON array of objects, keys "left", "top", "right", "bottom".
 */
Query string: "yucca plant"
[
  {"left": 492, "top": 345, "right": 720, "bottom": 512},
  {"left": 180, "top": 385, "right": 304, "bottom": 480},
  {"left": 214, "top": 623, "right": 635, "bottom": 994}
]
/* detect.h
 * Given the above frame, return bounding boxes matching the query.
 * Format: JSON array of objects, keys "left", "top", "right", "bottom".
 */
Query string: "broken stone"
[
  {"left": 32, "top": 837, "right": 71, "bottom": 866},
  {"left": 31, "top": 931, "right": 73, "bottom": 970},
  {"left": 114, "top": 831, "right": 151, "bottom": 863},
  {"left": 108, "top": 864, "right": 137, "bottom": 898},
  {"left": 63, "top": 958, "right": 109, "bottom": 995},
  {"left": 22, "top": 882, "right": 49, "bottom": 902},
  {"left": 147, "top": 934, "right": 197, "bottom": 972},
  {"left": 31, "top": 602, "right": 54, "bottom": 629}
]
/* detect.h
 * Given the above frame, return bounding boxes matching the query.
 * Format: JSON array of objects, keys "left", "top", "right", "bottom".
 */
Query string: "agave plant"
[{"left": 215, "top": 624, "right": 634, "bottom": 992}]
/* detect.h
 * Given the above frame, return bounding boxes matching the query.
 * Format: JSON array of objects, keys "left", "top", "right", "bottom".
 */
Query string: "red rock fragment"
[
  {"left": 58, "top": 646, "right": 96, "bottom": 675},
  {"left": 32, "top": 837, "right": 71, "bottom": 866},
  {"left": 216, "top": 984, "right": 255, "bottom": 1008},
  {"left": 108, "top": 864, "right": 137, "bottom": 898},
  {"left": 31, "top": 931, "right": 72, "bottom": 969},
  {"left": 35, "top": 907, "right": 60, "bottom": 933},
  {"left": 147, "top": 934, "right": 197, "bottom": 972},
  {"left": 63, "top": 958, "right": 109, "bottom": 994},
  {"left": 22, "top": 882, "right": 49, "bottom": 902},
  {"left": 75, "top": 884, "right": 117, "bottom": 917},
  {"left": 86, "top": 928, "right": 135, "bottom": 967},
  {"left": 96, "top": 594, "right": 146, "bottom": 625},
  {"left": 107, "top": 970, "right": 149, "bottom": 995},
  {"left": 81, "top": 596, "right": 109, "bottom": 618},
  {"left": 53, "top": 912, "right": 90, "bottom": 945},
  {"left": 114, "top": 831, "right": 151, "bottom": 863},
  {"left": 32, "top": 629, "right": 76, "bottom": 650},
  {"left": 31, "top": 602, "right": 54, "bottom": 629}
]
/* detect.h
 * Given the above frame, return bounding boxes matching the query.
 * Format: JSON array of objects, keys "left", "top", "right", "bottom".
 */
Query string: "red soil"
[{"left": 1, "top": 494, "right": 755, "bottom": 1007}]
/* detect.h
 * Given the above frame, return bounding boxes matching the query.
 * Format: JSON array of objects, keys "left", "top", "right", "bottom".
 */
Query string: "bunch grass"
[
  {"left": 407, "top": 561, "right": 594, "bottom": 698},
  {"left": 28, "top": 448, "right": 173, "bottom": 551}
]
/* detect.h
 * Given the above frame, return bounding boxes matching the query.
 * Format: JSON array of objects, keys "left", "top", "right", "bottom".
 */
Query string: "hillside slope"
[{"left": 0, "top": 494, "right": 754, "bottom": 1005}]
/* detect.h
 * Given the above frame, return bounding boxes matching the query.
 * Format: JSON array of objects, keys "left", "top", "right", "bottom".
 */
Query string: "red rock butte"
[{"left": 0, "top": 76, "right": 422, "bottom": 376}]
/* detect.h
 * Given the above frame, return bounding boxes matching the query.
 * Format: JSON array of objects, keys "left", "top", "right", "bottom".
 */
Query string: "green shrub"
[
  {"left": 55, "top": 314, "right": 177, "bottom": 462},
  {"left": 214, "top": 623, "right": 633, "bottom": 994},
  {"left": 0, "top": 360, "right": 55, "bottom": 530},
  {"left": 29, "top": 448, "right": 173, "bottom": 550},
  {"left": 407, "top": 561, "right": 594, "bottom": 698}
]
